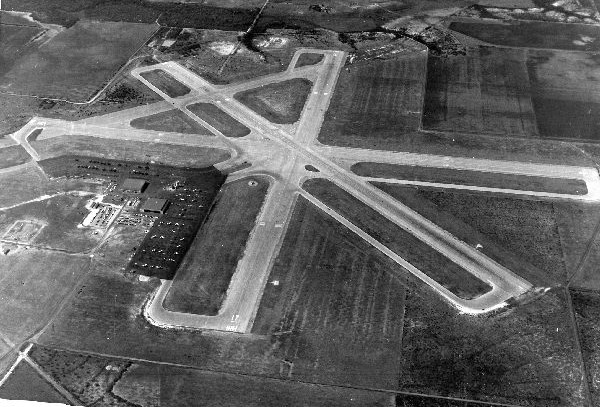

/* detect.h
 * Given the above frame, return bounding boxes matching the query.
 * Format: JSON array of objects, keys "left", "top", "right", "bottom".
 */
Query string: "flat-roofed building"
[
  {"left": 141, "top": 198, "right": 169, "bottom": 214},
  {"left": 121, "top": 178, "right": 148, "bottom": 194}
]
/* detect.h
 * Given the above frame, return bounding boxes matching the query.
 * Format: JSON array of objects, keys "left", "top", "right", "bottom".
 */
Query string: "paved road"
[{"left": 7, "top": 47, "right": 600, "bottom": 332}]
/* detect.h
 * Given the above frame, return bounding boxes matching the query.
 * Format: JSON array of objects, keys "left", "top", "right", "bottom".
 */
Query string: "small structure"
[
  {"left": 141, "top": 198, "right": 169, "bottom": 214},
  {"left": 121, "top": 178, "right": 148, "bottom": 194}
]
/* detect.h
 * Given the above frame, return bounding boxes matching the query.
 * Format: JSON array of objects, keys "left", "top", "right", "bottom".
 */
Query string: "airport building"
[
  {"left": 121, "top": 178, "right": 148, "bottom": 194},
  {"left": 141, "top": 198, "right": 169, "bottom": 214}
]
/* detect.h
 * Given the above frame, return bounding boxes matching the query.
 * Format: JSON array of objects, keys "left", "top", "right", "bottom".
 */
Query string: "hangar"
[
  {"left": 141, "top": 198, "right": 169, "bottom": 214},
  {"left": 121, "top": 178, "right": 148, "bottom": 194}
]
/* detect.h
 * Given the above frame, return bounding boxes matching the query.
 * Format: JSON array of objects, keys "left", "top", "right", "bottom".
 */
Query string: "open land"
[
  {"left": 318, "top": 53, "right": 427, "bottom": 146},
  {"left": 423, "top": 46, "right": 536, "bottom": 136},
  {"left": 0, "top": 360, "right": 70, "bottom": 404},
  {"left": 0, "top": 24, "right": 44, "bottom": 78},
  {"left": 187, "top": 102, "right": 251, "bottom": 137},
  {"left": 0, "top": 20, "right": 157, "bottom": 102},
  {"left": 375, "top": 183, "right": 597, "bottom": 286},
  {"left": 139, "top": 69, "right": 191, "bottom": 98},
  {"left": 295, "top": 52, "right": 324, "bottom": 68},
  {"left": 302, "top": 178, "right": 492, "bottom": 299},
  {"left": 571, "top": 289, "right": 600, "bottom": 407},
  {"left": 252, "top": 197, "right": 407, "bottom": 389},
  {"left": 353, "top": 162, "right": 588, "bottom": 195},
  {"left": 0, "top": 249, "right": 90, "bottom": 343},
  {"left": 372, "top": 183, "right": 600, "bottom": 287},
  {"left": 31, "top": 135, "right": 230, "bottom": 166},
  {"left": 449, "top": 20, "right": 600, "bottom": 51},
  {"left": 0, "top": 146, "right": 31, "bottom": 169},
  {"left": 234, "top": 78, "right": 313, "bottom": 124},
  {"left": 399, "top": 283, "right": 587, "bottom": 406},
  {"left": 527, "top": 50, "right": 600, "bottom": 141},
  {"left": 0, "top": 193, "right": 102, "bottom": 253},
  {"left": 164, "top": 176, "right": 269, "bottom": 315},
  {"left": 130, "top": 109, "right": 213, "bottom": 135},
  {"left": 23, "top": 344, "right": 396, "bottom": 406}
]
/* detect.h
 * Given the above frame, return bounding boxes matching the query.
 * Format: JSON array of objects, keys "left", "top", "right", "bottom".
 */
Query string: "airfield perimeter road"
[{"left": 7, "top": 47, "right": 600, "bottom": 332}]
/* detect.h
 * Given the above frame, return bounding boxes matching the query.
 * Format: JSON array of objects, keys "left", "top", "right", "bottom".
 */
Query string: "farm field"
[
  {"left": 0, "top": 193, "right": 102, "bottom": 253},
  {"left": 0, "top": 249, "right": 90, "bottom": 343},
  {"left": 318, "top": 53, "right": 426, "bottom": 146},
  {"left": 399, "top": 284, "right": 587, "bottom": 406},
  {"left": 0, "top": 20, "right": 157, "bottom": 102},
  {"left": 0, "top": 361, "right": 70, "bottom": 404},
  {"left": 164, "top": 176, "right": 269, "bottom": 315},
  {"left": 129, "top": 109, "right": 213, "bottom": 135},
  {"left": 449, "top": 20, "right": 600, "bottom": 51},
  {"left": 35, "top": 266, "right": 284, "bottom": 376},
  {"left": 373, "top": 183, "right": 600, "bottom": 286},
  {"left": 396, "top": 394, "right": 492, "bottom": 406},
  {"left": 302, "top": 178, "right": 492, "bottom": 299},
  {"left": 0, "top": 164, "right": 99, "bottom": 208},
  {"left": 295, "top": 52, "right": 324, "bottom": 68},
  {"left": 527, "top": 50, "right": 600, "bottom": 141},
  {"left": 570, "top": 289, "right": 600, "bottom": 407},
  {"left": 234, "top": 78, "right": 313, "bottom": 124},
  {"left": 139, "top": 69, "right": 191, "bottom": 98},
  {"left": 352, "top": 162, "right": 588, "bottom": 195},
  {"left": 187, "top": 102, "right": 251, "bottom": 137},
  {"left": 422, "top": 46, "right": 537, "bottom": 136},
  {"left": 0, "top": 24, "right": 43, "bottom": 78},
  {"left": 31, "top": 135, "right": 230, "bottom": 167},
  {"left": 24, "top": 344, "right": 395, "bottom": 406},
  {"left": 252, "top": 196, "right": 408, "bottom": 390},
  {"left": 0, "top": 145, "right": 31, "bottom": 169}
]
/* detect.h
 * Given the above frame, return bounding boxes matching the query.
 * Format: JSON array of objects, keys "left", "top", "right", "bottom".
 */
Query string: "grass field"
[
  {"left": 155, "top": 364, "right": 395, "bottom": 406},
  {"left": 31, "top": 135, "right": 230, "bottom": 167},
  {"left": 0, "top": 249, "right": 90, "bottom": 343},
  {"left": 36, "top": 267, "right": 285, "bottom": 376},
  {"left": 164, "top": 176, "right": 269, "bottom": 315},
  {"left": 372, "top": 183, "right": 564, "bottom": 286},
  {"left": 187, "top": 102, "right": 251, "bottom": 137},
  {"left": 0, "top": 145, "right": 31, "bottom": 169},
  {"left": 0, "top": 24, "right": 43, "bottom": 78},
  {"left": 295, "top": 52, "right": 324, "bottom": 68},
  {"left": 373, "top": 184, "right": 600, "bottom": 287},
  {"left": 571, "top": 289, "right": 600, "bottom": 406},
  {"left": 318, "top": 54, "right": 426, "bottom": 146},
  {"left": 253, "top": 196, "right": 407, "bottom": 389},
  {"left": 130, "top": 109, "right": 213, "bottom": 135},
  {"left": 0, "top": 20, "right": 157, "bottom": 102},
  {"left": 139, "top": 69, "right": 191, "bottom": 98},
  {"left": 302, "top": 178, "right": 492, "bottom": 299},
  {"left": 400, "top": 285, "right": 587, "bottom": 405},
  {"left": 396, "top": 394, "right": 493, "bottom": 406},
  {"left": 234, "top": 78, "right": 313, "bottom": 124},
  {"left": 449, "top": 20, "right": 600, "bottom": 51},
  {"left": 352, "top": 162, "right": 588, "bottom": 195},
  {"left": 423, "top": 46, "right": 537, "bottom": 136},
  {"left": 0, "top": 193, "right": 102, "bottom": 253},
  {"left": 0, "top": 361, "right": 70, "bottom": 405},
  {"left": 26, "top": 344, "right": 395, "bottom": 406},
  {"left": 527, "top": 50, "right": 600, "bottom": 141}
]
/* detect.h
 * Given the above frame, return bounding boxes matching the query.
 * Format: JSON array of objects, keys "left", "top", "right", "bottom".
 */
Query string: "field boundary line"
[
  {"left": 23, "top": 355, "right": 80, "bottom": 405},
  {"left": 26, "top": 342, "right": 523, "bottom": 407}
]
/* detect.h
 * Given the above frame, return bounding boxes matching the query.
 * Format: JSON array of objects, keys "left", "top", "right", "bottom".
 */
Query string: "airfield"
[{"left": 1, "top": 2, "right": 600, "bottom": 405}]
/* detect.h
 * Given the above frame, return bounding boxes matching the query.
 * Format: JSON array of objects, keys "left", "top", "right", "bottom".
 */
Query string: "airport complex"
[{"left": 0, "top": 0, "right": 600, "bottom": 405}]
